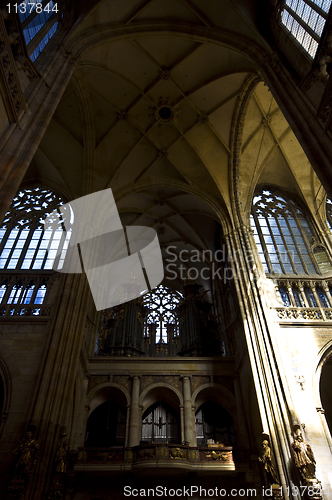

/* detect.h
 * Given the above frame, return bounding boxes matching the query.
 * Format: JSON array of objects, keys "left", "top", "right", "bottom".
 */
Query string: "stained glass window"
[
  {"left": 143, "top": 285, "right": 182, "bottom": 344},
  {"left": 251, "top": 189, "right": 331, "bottom": 275},
  {"left": 17, "top": 1, "right": 60, "bottom": 62},
  {"left": 281, "top": 0, "right": 331, "bottom": 57},
  {"left": 0, "top": 187, "right": 70, "bottom": 271}
]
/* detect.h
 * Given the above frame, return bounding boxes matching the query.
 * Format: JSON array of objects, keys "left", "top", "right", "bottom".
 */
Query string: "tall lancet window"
[
  {"left": 0, "top": 187, "right": 69, "bottom": 271},
  {"left": 251, "top": 189, "right": 331, "bottom": 275},
  {"left": 281, "top": 0, "right": 331, "bottom": 57},
  {"left": 327, "top": 199, "right": 332, "bottom": 230},
  {"left": 14, "top": 0, "right": 61, "bottom": 61}
]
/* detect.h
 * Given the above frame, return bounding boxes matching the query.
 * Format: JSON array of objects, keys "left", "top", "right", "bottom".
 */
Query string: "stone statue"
[
  {"left": 13, "top": 430, "right": 39, "bottom": 481},
  {"left": 46, "top": 435, "right": 69, "bottom": 500},
  {"left": 291, "top": 429, "right": 316, "bottom": 480},
  {"left": 258, "top": 440, "right": 280, "bottom": 486},
  {"left": 55, "top": 440, "right": 68, "bottom": 475}
]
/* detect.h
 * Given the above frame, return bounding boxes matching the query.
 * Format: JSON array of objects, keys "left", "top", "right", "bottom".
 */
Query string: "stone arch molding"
[
  {"left": 0, "top": 341, "right": 21, "bottom": 414},
  {"left": 192, "top": 382, "right": 236, "bottom": 416},
  {"left": 114, "top": 178, "right": 231, "bottom": 237},
  {"left": 86, "top": 382, "right": 130, "bottom": 415},
  {"left": 193, "top": 383, "right": 239, "bottom": 443},
  {"left": 65, "top": 24, "right": 269, "bottom": 65},
  {"left": 313, "top": 339, "right": 332, "bottom": 451},
  {"left": 139, "top": 382, "right": 183, "bottom": 413}
]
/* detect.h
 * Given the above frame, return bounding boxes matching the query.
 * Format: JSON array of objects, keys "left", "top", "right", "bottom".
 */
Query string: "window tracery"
[
  {"left": 17, "top": 1, "right": 60, "bottom": 62},
  {"left": 0, "top": 187, "right": 69, "bottom": 271},
  {"left": 143, "top": 285, "right": 182, "bottom": 347},
  {"left": 281, "top": 0, "right": 331, "bottom": 57},
  {"left": 251, "top": 189, "right": 331, "bottom": 276}
]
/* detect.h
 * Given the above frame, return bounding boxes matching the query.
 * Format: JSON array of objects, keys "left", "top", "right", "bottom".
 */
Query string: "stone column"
[
  {"left": 182, "top": 376, "right": 196, "bottom": 447},
  {"left": 125, "top": 405, "right": 130, "bottom": 447},
  {"left": 321, "top": 281, "right": 332, "bottom": 307},
  {"left": 286, "top": 281, "right": 296, "bottom": 307},
  {"left": 179, "top": 405, "right": 184, "bottom": 444},
  {"left": 72, "top": 375, "right": 90, "bottom": 449},
  {"left": 0, "top": 50, "right": 77, "bottom": 222},
  {"left": 296, "top": 281, "right": 309, "bottom": 307},
  {"left": 128, "top": 375, "right": 140, "bottom": 447}
]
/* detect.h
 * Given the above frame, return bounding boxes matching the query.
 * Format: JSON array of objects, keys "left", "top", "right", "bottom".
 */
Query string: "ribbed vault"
[{"left": 22, "top": 0, "right": 326, "bottom": 290}]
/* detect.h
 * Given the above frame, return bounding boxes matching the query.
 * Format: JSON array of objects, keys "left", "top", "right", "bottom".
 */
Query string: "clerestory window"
[
  {"left": 16, "top": 0, "right": 61, "bottom": 62},
  {"left": 251, "top": 189, "right": 332, "bottom": 276},
  {"left": 0, "top": 187, "right": 70, "bottom": 271},
  {"left": 281, "top": 0, "right": 331, "bottom": 57}
]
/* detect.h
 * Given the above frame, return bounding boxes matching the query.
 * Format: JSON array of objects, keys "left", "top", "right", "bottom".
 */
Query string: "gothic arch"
[
  {"left": 67, "top": 26, "right": 267, "bottom": 64},
  {"left": 139, "top": 383, "right": 182, "bottom": 413},
  {"left": 86, "top": 383, "right": 130, "bottom": 415},
  {"left": 314, "top": 340, "right": 332, "bottom": 452},
  {"left": 0, "top": 353, "right": 12, "bottom": 416},
  {"left": 113, "top": 178, "right": 230, "bottom": 235},
  {"left": 193, "top": 384, "right": 238, "bottom": 446},
  {"left": 192, "top": 382, "right": 236, "bottom": 414}
]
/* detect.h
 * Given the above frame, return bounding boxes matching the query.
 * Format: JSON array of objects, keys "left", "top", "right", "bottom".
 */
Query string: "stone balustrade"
[{"left": 273, "top": 278, "right": 332, "bottom": 321}]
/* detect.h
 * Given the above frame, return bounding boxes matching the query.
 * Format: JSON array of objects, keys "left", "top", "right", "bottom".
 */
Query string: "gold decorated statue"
[
  {"left": 291, "top": 429, "right": 316, "bottom": 480},
  {"left": 13, "top": 430, "right": 39, "bottom": 481},
  {"left": 258, "top": 440, "right": 280, "bottom": 486}
]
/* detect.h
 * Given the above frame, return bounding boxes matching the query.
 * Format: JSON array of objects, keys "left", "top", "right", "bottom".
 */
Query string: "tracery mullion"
[
  {"left": 5, "top": 227, "right": 24, "bottom": 269},
  {"left": 290, "top": 205, "right": 320, "bottom": 274},
  {"left": 29, "top": 282, "right": 40, "bottom": 304},
  {"left": 284, "top": 216, "right": 310, "bottom": 274},
  {"left": 20, "top": 283, "right": 34, "bottom": 305},
  {"left": 1, "top": 284, "right": 13, "bottom": 305},
  {"left": 0, "top": 226, "right": 11, "bottom": 256},
  {"left": 52, "top": 228, "right": 67, "bottom": 270},
  {"left": 253, "top": 210, "right": 274, "bottom": 274},
  {"left": 29, "top": 226, "right": 45, "bottom": 269},
  {"left": 266, "top": 216, "right": 287, "bottom": 274},
  {"left": 41, "top": 228, "right": 57, "bottom": 268},
  {"left": 274, "top": 216, "right": 298, "bottom": 274},
  {"left": 16, "top": 223, "right": 38, "bottom": 269},
  {"left": 158, "top": 311, "right": 163, "bottom": 342}
]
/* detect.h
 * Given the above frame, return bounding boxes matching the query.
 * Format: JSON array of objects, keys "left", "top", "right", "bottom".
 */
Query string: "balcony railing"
[
  {"left": 75, "top": 444, "right": 235, "bottom": 470},
  {"left": 273, "top": 278, "right": 332, "bottom": 322}
]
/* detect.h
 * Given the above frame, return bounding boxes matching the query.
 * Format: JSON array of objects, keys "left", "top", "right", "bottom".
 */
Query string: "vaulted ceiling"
[{"left": 22, "top": 0, "right": 326, "bottom": 291}]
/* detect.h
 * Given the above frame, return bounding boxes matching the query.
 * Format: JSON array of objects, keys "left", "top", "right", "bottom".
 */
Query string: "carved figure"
[
  {"left": 54, "top": 440, "right": 68, "bottom": 475},
  {"left": 138, "top": 448, "right": 154, "bottom": 459},
  {"left": 206, "top": 450, "right": 228, "bottom": 461},
  {"left": 258, "top": 440, "right": 279, "bottom": 485},
  {"left": 291, "top": 429, "right": 316, "bottom": 480},
  {"left": 13, "top": 430, "right": 39, "bottom": 481},
  {"left": 169, "top": 447, "right": 185, "bottom": 459}
]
